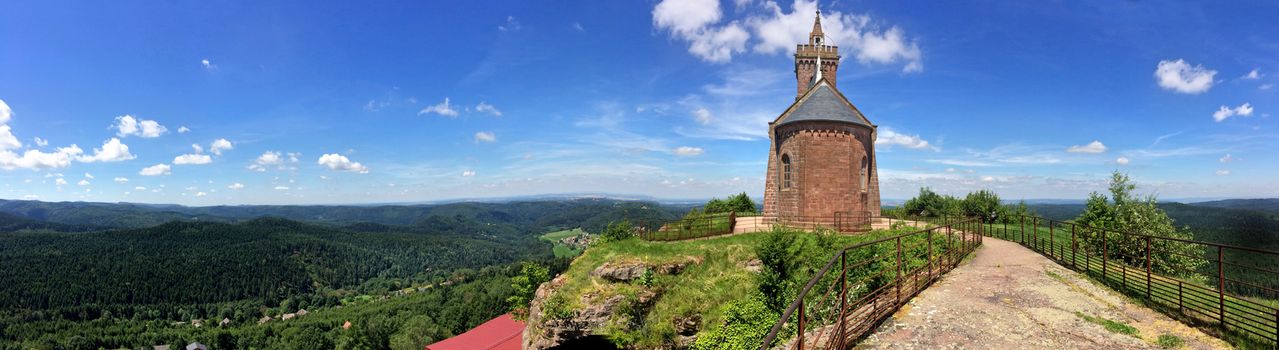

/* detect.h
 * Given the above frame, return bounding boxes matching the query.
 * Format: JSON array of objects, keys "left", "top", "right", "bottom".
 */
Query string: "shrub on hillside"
[
  {"left": 756, "top": 229, "right": 799, "bottom": 313},
  {"left": 901, "top": 188, "right": 961, "bottom": 218},
  {"left": 508, "top": 262, "right": 550, "bottom": 321},
  {"left": 599, "top": 219, "right": 635, "bottom": 242},
  {"left": 1076, "top": 171, "right": 1206, "bottom": 282},
  {"left": 691, "top": 293, "right": 783, "bottom": 350},
  {"left": 703, "top": 192, "right": 759, "bottom": 215}
]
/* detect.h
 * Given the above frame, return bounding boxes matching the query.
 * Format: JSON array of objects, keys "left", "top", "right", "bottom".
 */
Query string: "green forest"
[{"left": 0, "top": 199, "right": 678, "bottom": 349}]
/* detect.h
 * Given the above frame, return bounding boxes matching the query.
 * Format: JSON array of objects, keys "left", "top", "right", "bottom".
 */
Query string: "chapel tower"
[{"left": 763, "top": 10, "right": 881, "bottom": 224}]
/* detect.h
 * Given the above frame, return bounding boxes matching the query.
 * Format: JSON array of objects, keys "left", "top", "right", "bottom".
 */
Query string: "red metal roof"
[{"left": 426, "top": 313, "right": 524, "bottom": 350}]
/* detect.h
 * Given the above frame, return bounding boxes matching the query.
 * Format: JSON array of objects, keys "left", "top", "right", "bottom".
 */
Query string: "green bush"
[
  {"left": 507, "top": 262, "right": 550, "bottom": 320},
  {"left": 901, "top": 188, "right": 961, "bottom": 218},
  {"left": 704, "top": 192, "right": 759, "bottom": 215},
  {"left": 756, "top": 230, "right": 799, "bottom": 312},
  {"left": 599, "top": 219, "right": 636, "bottom": 242},
  {"left": 691, "top": 294, "right": 781, "bottom": 350}
]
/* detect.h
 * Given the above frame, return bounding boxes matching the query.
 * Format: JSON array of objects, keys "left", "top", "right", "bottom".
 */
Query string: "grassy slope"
[{"left": 549, "top": 227, "right": 919, "bottom": 348}]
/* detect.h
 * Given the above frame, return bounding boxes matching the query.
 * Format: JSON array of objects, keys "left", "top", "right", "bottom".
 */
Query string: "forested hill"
[
  {"left": 0, "top": 198, "right": 681, "bottom": 230},
  {"left": 1190, "top": 198, "right": 1279, "bottom": 215},
  {"left": 0, "top": 217, "right": 544, "bottom": 311}
]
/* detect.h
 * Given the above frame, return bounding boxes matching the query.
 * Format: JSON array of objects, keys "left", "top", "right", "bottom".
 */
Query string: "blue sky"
[{"left": 1, "top": 0, "right": 1276, "bottom": 205}]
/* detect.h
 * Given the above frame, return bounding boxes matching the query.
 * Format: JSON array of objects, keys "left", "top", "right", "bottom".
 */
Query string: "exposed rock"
[
  {"left": 591, "top": 262, "right": 648, "bottom": 282},
  {"left": 673, "top": 314, "right": 701, "bottom": 336}
]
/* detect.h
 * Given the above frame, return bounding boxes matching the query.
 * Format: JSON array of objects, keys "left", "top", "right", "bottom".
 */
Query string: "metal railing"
[
  {"left": 635, "top": 211, "right": 877, "bottom": 241},
  {"left": 990, "top": 215, "right": 1279, "bottom": 347},
  {"left": 760, "top": 217, "right": 984, "bottom": 349}
]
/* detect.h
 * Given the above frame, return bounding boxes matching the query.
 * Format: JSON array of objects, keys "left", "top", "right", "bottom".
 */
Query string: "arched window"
[
  {"left": 860, "top": 156, "right": 869, "bottom": 192},
  {"left": 781, "top": 154, "right": 792, "bottom": 189}
]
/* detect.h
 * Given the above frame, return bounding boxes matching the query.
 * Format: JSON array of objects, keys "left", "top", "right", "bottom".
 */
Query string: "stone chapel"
[{"left": 762, "top": 11, "right": 882, "bottom": 219}]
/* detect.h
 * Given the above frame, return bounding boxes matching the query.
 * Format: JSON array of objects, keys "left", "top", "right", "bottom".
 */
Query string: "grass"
[
  {"left": 542, "top": 225, "right": 925, "bottom": 348},
  {"left": 540, "top": 228, "right": 587, "bottom": 258},
  {"left": 1157, "top": 334, "right": 1185, "bottom": 348},
  {"left": 1076, "top": 311, "right": 1139, "bottom": 336}
]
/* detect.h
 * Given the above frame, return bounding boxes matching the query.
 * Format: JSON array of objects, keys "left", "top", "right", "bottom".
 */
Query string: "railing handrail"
[
  {"left": 759, "top": 216, "right": 982, "bottom": 349},
  {"left": 1008, "top": 214, "right": 1279, "bottom": 257}
]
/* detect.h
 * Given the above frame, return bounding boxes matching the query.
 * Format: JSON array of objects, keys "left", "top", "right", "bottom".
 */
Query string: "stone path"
[{"left": 857, "top": 237, "right": 1230, "bottom": 350}]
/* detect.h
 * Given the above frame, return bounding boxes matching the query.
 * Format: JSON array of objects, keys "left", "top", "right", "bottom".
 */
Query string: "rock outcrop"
[{"left": 524, "top": 257, "right": 702, "bottom": 350}]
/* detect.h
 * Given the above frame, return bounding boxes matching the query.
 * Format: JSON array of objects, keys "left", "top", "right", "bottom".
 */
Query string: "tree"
[
  {"left": 901, "top": 188, "right": 960, "bottom": 218},
  {"left": 961, "top": 190, "right": 1003, "bottom": 223},
  {"left": 507, "top": 262, "right": 550, "bottom": 321},
  {"left": 1075, "top": 171, "right": 1206, "bottom": 281},
  {"left": 702, "top": 193, "right": 759, "bottom": 215}
]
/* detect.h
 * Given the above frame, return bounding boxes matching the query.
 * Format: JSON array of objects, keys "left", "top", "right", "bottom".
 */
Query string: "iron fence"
[
  {"left": 635, "top": 211, "right": 878, "bottom": 241},
  {"left": 990, "top": 215, "right": 1279, "bottom": 346},
  {"left": 759, "top": 217, "right": 984, "bottom": 349}
]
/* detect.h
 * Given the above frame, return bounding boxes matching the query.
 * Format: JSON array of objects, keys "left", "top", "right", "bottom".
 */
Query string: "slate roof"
[{"left": 774, "top": 79, "right": 871, "bottom": 128}]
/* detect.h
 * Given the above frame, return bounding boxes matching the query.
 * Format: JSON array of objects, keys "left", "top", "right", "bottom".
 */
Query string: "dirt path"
[{"left": 857, "top": 237, "right": 1230, "bottom": 350}]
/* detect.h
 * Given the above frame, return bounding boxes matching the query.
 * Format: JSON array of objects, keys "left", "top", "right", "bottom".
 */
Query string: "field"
[{"left": 540, "top": 228, "right": 588, "bottom": 258}]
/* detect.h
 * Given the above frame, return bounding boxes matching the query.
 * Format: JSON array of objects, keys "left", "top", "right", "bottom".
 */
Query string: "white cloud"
[
  {"left": 1219, "top": 154, "right": 1234, "bottom": 163},
  {"left": 573, "top": 22, "right": 585, "bottom": 31},
  {"left": 498, "top": 16, "right": 521, "bottom": 31},
  {"left": 748, "top": 0, "right": 922, "bottom": 72},
  {"left": 209, "top": 138, "right": 233, "bottom": 155},
  {"left": 77, "top": 138, "right": 136, "bottom": 162},
  {"left": 0, "top": 145, "right": 84, "bottom": 170},
  {"left": 981, "top": 176, "right": 995, "bottom": 182},
  {"left": 317, "top": 153, "right": 369, "bottom": 173},
  {"left": 83, "top": 172, "right": 94, "bottom": 179},
  {"left": 1066, "top": 140, "right": 1107, "bottom": 154},
  {"left": 139, "top": 163, "right": 171, "bottom": 176},
  {"left": 673, "top": 146, "right": 705, "bottom": 156},
  {"left": 248, "top": 151, "right": 285, "bottom": 172},
  {"left": 195, "top": 191, "right": 207, "bottom": 197},
  {"left": 77, "top": 179, "right": 90, "bottom": 186},
  {"left": 419, "top": 97, "right": 459, "bottom": 117},
  {"left": 33, "top": 137, "right": 48, "bottom": 147},
  {"left": 462, "top": 170, "right": 476, "bottom": 177},
  {"left": 1213, "top": 103, "right": 1253, "bottom": 122},
  {"left": 876, "top": 128, "right": 937, "bottom": 151},
  {"left": 475, "top": 131, "right": 497, "bottom": 143},
  {"left": 113, "top": 115, "right": 168, "bottom": 138},
  {"left": 274, "top": 186, "right": 290, "bottom": 190},
  {"left": 1242, "top": 69, "right": 1262, "bottom": 80},
  {"left": 0, "top": 99, "right": 10, "bottom": 125},
  {"left": 228, "top": 182, "right": 245, "bottom": 190},
  {"left": 192, "top": 144, "right": 204, "bottom": 154},
  {"left": 652, "top": 0, "right": 749, "bottom": 63},
  {"left": 173, "top": 153, "right": 213, "bottom": 165},
  {"left": 1154, "top": 59, "right": 1216, "bottom": 94},
  {"left": 178, "top": 126, "right": 191, "bottom": 133},
  {"left": 476, "top": 102, "right": 502, "bottom": 116},
  {"left": 134, "top": 186, "right": 146, "bottom": 191},
  {"left": 1262, "top": 84, "right": 1274, "bottom": 90},
  {"left": 55, "top": 178, "right": 68, "bottom": 186},
  {"left": 1215, "top": 169, "right": 1230, "bottom": 176},
  {"left": 201, "top": 58, "right": 216, "bottom": 70},
  {"left": 114, "top": 177, "right": 128, "bottom": 183},
  {"left": 1116, "top": 156, "right": 1130, "bottom": 165},
  {"left": 693, "top": 107, "right": 714, "bottom": 125}
]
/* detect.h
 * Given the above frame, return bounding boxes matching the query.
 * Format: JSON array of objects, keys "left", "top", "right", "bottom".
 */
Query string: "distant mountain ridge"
[{"left": 1190, "top": 198, "right": 1279, "bottom": 215}]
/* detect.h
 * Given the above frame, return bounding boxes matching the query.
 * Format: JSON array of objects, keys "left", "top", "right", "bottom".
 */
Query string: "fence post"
[
  {"left": 1218, "top": 246, "right": 1225, "bottom": 326},
  {"left": 1049, "top": 221, "right": 1055, "bottom": 260},
  {"left": 1033, "top": 217, "right": 1039, "bottom": 252},
  {"left": 1145, "top": 237, "right": 1152, "bottom": 300},
  {"left": 798, "top": 300, "right": 805, "bottom": 350},
  {"left": 1071, "top": 225, "right": 1077, "bottom": 269},
  {"left": 896, "top": 236, "right": 903, "bottom": 306},
  {"left": 1102, "top": 230, "right": 1109, "bottom": 286},
  {"left": 928, "top": 229, "right": 934, "bottom": 278},
  {"left": 729, "top": 212, "right": 737, "bottom": 234},
  {"left": 1020, "top": 215, "right": 1024, "bottom": 245},
  {"left": 839, "top": 251, "right": 847, "bottom": 349}
]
